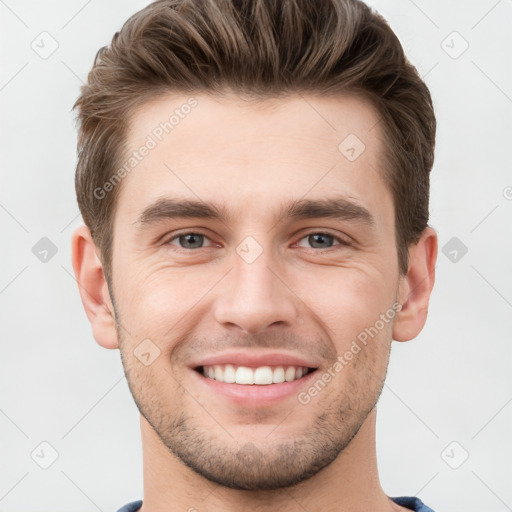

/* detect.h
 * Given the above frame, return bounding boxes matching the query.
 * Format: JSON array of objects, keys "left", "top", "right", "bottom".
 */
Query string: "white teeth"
[
  {"left": 254, "top": 366, "right": 273, "bottom": 385},
  {"left": 201, "top": 364, "right": 311, "bottom": 385},
  {"left": 223, "top": 364, "right": 236, "bottom": 383},
  {"left": 272, "top": 366, "right": 285, "bottom": 383},
  {"left": 236, "top": 366, "right": 254, "bottom": 384},
  {"left": 285, "top": 366, "right": 296, "bottom": 381}
]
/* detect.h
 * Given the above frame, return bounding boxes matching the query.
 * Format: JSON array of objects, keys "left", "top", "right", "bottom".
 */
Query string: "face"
[{"left": 108, "top": 92, "right": 403, "bottom": 490}]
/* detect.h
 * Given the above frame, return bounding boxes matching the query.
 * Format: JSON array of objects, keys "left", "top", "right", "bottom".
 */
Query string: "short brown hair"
[{"left": 73, "top": 0, "right": 436, "bottom": 285}]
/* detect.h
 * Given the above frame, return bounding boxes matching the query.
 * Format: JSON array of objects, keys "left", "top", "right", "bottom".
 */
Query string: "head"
[{"left": 71, "top": 0, "right": 437, "bottom": 491}]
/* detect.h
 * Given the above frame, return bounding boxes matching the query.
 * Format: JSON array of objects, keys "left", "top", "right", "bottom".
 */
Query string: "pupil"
[
  {"left": 181, "top": 233, "right": 202, "bottom": 249},
  {"left": 310, "top": 233, "right": 332, "bottom": 248}
]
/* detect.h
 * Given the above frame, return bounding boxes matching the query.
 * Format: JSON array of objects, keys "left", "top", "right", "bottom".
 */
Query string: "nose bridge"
[{"left": 213, "top": 236, "right": 298, "bottom": 334}]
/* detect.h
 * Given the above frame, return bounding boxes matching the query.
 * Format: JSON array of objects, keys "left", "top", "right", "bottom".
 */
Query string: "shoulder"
[
  {"left": 391, "top": 496, "right": 436, "bottom": 512},
  {"left": 115, "top": 500, "right": 143, "bottom": 512}
]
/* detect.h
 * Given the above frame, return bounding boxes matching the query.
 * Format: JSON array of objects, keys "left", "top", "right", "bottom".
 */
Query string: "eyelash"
[{"left": 163, "top": 230, "right": 351, "bottom": 252}]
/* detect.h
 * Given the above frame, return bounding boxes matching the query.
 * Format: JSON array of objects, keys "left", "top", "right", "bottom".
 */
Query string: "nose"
[{"left": 212, "top": 243, "right": 299, "bottom": 335}]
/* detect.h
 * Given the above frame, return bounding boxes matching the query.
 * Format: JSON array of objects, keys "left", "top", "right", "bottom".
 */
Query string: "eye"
[
  {"left": 166, "top": 232, "right": 215, "bottom": 250},
  {"left": 295, "top": 232, "right": 350, "bottom": 250},
  {"left": 163, "top": 230, "right": 351, "bottom": 252}
]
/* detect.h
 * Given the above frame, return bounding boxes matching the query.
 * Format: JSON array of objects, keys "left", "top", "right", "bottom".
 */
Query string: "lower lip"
[{"left": 190, "top": 368, "right": 319, "bottom": 407}]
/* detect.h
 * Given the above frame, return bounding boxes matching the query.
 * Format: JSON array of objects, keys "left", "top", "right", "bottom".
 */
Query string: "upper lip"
[{"left": 190, "top": 351, "right": 320, "bottom": 370}]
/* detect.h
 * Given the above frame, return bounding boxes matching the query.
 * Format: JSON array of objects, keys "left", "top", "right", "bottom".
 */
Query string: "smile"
[{"left": 197, "top": 364, "right": 316, "bottom": 385}]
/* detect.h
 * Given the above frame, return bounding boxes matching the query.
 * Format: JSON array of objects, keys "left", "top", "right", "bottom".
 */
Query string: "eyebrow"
[{"left": 133, "top": 196, "right": 375, "bottom": 231}]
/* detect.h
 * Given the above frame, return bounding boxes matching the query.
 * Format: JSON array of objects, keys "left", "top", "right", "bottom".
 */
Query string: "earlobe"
[
  {"left": 392, "top": 227, "right": 438, "bottom": 342},
  {"left": 71, "top": 224, "right": 119, "bottom": 350}
]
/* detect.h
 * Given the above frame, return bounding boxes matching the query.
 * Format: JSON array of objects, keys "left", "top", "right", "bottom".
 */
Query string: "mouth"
[
  {"left": 194, "top": 364, "right": 318, "bottom": 385},
  {"left": 190, "top": 363, "right": 320, "bottom": 406},
  {"left": 188, "top": 352, "right": 321, "bottom": 406}
]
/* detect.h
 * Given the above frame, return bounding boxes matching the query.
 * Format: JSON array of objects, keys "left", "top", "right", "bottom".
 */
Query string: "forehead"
[{"left": 115, "top": 91, "right": 391, "bottom": 227}]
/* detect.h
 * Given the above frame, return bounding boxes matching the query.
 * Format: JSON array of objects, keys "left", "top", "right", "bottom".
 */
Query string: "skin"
[{"left": 72, "top": 92, "right": 437, "bottom": 512}]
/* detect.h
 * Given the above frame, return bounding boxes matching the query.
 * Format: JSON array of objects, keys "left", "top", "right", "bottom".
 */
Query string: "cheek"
[
  {"left": 301, "top": 265, "right": 393, "bottom": 339},
  {"left": 117, "top": 267, "right": 216, "bottom": 341}
]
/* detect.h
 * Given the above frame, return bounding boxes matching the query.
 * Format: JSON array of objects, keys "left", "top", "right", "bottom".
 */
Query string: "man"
[{"left": 70, "top": 0, "right": 438, "bottom": 510}]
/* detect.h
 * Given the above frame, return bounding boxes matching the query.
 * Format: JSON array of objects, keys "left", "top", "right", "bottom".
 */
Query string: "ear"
[
  {"left": 393, "top": 226, "right": 438, "bottom": 342},
  {"left": 71, "top": 224, "right": 119, "bottom": 349}
]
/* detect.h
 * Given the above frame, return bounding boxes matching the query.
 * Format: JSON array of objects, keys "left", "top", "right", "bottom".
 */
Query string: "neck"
[{"left": 137, "top": 407, "right": 398, "bottom": 512}]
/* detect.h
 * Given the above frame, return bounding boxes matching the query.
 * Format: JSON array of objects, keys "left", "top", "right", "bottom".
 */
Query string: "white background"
[{"left": 1, "top": 1, "right": 511, "bottom": 511}]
